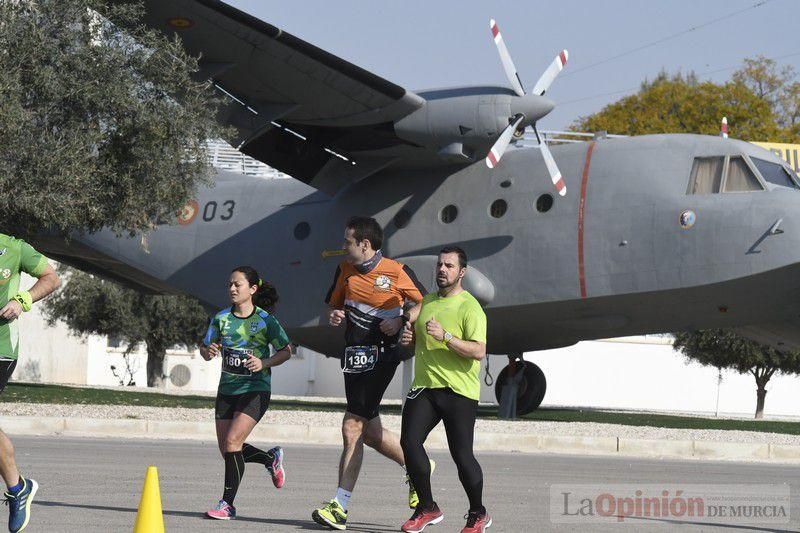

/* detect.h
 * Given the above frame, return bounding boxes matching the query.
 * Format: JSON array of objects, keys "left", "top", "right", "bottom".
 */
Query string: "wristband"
[{"left": 12, "top": 291, "right": 32, "bottom": 313}]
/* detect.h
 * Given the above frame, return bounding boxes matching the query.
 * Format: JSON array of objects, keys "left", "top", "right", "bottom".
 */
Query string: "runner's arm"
[
  {"left": 263, "top": 317, "right": 292, "bottom": 368},
  {"left": 262, "top": 344, "right": 292, "bottom": 368},
  {"left": 200, "top": 316, "right": 221, "bottom": 360},
  {"left": 2, "top": 241, "right": 59, "bottom": 320},
  {"left": 403, "top": 303, "right": 422, "bottom": 324},
  {"left": 446, "top": 303, "right": 487, "bottom": 360},
  {"left": 444, "top": 336, "right": 486, "bottom": 361},
  {"left": 28, "top": 263, "right": 60, "bottom": 303}
]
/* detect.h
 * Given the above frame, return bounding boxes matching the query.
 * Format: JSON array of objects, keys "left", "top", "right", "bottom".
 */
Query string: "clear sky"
[{"left": 227, "top": 0, "right": 799, "bottom": 131}]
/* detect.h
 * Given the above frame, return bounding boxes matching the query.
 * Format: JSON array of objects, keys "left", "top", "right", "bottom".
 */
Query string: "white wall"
[
  {"left": 15, "top": 273, "right": 89, "bottom": 385},
  {"left": 526, "top": 336, "right": 800, "bottom": 419}
]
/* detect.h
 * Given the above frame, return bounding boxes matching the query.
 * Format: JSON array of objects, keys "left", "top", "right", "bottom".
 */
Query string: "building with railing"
[{"left": 206, "top": 139, "right": 289, "bottom": 178}]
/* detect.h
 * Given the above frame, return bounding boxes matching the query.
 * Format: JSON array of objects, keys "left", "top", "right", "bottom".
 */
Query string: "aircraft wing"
[{"left": 125, "top": 0, "right": 448, "bottom": 194}]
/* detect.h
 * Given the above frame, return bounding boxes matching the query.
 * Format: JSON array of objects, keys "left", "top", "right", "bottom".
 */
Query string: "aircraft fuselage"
[{"left": 40, "top": 134, "right": 800, "bottom": 356}]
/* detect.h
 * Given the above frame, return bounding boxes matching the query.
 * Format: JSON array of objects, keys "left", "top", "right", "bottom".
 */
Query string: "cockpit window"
[
  {"left": 687, "top": 157, "right": 724, "bottom": 194},
  {"left": 751, "top": 157, "right": 799, "bottom": 189},
  {"left": 724, "top": 156, "right": 763, "bottom": 192}
]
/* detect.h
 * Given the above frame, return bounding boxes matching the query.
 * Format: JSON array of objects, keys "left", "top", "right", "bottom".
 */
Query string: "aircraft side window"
[
  {"left": 686, "top": 157, "right": 724, "bottom": 194},
  {"left": 535, "top": 194, "right": 553, "bottom": 213},
  {"left": 294, "top": 222, "right": 311, "bottom": 240},
  {"left": 440, "top": 205, "right": 458, "bottom": 224},
  {"left": 723, "top": 157, "right": 763, "bottom": 192},
  {"left": 751, "top": 157, "right": 799, "bottom": 189},
  {"left": 490, "top": 199, "right": 508, "bottom": 218}
]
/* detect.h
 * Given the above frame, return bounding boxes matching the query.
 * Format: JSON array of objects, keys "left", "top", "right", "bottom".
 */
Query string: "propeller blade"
[
  {"left": 539, "top": 140, "right": 567, "bottom": 196},
  {"left": 531, "top": 50, "right": 569, "bottom": 96},
  {"left": 486, "top": 114, "right": 525, "bottom": 169},
  {"left": 721, "top": 116, "right": 729, "bottom": 138},
  {"left": 489, "top": 19, "right": 525, "bottom": 97}
]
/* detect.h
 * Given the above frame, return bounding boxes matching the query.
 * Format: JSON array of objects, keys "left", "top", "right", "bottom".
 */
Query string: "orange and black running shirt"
[{"left": 325, "top": 254, "right": 426, "bottom": 361}]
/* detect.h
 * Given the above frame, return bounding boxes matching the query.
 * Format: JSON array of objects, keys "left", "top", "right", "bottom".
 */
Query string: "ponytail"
[{"left": 254, "top": 281, "right": 279, "bottom": 313}]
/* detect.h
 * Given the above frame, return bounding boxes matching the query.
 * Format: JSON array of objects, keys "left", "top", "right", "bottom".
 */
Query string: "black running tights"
[{"left": 400, "top": 387, "right": 483, "bottom": 512}]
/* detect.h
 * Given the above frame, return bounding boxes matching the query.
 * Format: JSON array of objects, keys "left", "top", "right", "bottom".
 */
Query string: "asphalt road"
[{"left": 5, "top": 435, "right": 799, "bottom": 532}]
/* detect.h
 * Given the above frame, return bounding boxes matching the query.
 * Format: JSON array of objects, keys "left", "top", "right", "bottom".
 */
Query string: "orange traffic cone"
[{"left": 133, "top": 466, "right": 165, "bottom": 533}]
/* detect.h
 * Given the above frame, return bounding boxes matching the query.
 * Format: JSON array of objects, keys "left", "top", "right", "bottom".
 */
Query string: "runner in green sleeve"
[
  {"left": 200, "top": 266, "right": 292, "bottom": 520},
  {"left": 0, "top": 233, "right": 60, "bottom": 532}
]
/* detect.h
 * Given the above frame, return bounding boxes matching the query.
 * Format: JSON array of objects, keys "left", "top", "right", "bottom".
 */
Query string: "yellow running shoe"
[
  {"left": 312, "top": 499, "right": 348, "bottom": 530},
  {"left": 406, "top": 460, "right": 436, "bottom": 509}
]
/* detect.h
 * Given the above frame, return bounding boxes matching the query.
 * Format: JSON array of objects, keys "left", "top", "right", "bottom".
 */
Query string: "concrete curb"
[{"left": 3, "top": 415, "right": 800, "bottom": 463}]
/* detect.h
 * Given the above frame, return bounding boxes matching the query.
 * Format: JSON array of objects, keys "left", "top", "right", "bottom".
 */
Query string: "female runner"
[{"left": 200, "top": 266, "right": 292, "bottom": 520}]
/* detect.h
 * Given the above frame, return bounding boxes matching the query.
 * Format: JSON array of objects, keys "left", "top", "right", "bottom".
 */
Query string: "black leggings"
[{"left": 400, "top": 387, "right": 483, "bottom": 512}]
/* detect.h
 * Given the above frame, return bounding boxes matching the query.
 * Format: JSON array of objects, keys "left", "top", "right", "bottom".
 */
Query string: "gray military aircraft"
[{"left": 32, "top": 1, "right": 800, "bottom": 414}]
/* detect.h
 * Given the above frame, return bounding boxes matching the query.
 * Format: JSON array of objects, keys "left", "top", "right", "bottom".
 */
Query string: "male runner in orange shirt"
[{"left": 312, "top": 216, "right": 426, "bottom": 530}]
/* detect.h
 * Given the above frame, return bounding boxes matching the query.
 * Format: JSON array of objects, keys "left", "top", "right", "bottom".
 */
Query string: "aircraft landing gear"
[{"left": 495, "top": 354, "right": 547, "bottom": 418}]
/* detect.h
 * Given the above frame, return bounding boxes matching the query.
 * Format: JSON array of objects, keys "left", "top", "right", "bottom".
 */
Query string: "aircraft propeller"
[
  {"left": 486, "top": 19, "right": 568, "bottom": 196},
  {"left": 486, "top": 113, "right": 524, "bottom": 169}
]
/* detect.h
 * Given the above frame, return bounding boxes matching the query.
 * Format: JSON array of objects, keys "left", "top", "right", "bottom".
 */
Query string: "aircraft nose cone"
[{"left": 516, "top": 94, "right": 555, "bottom": 123}]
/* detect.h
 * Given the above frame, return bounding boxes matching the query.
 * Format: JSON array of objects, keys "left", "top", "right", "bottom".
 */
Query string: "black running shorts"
[
  {"left": 215, "top": 390, "right": 271, "bottom": 421},
  {"left": 344, "top": 362, "right": 399, "bottom": 420},
  {"left": 0, "top": 360, "right": 17, "bottom": 394}
]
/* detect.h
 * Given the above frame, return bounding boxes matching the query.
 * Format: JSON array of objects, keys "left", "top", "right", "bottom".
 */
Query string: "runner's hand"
[
  {"left": 426, "top": 317, "right": 445, "bottom": 342},
  {"left": 0, "top": 300, "right": 23, "bottom": 322},
  {"left": 400, "top": 322, "right": 414, "bottom": 346},
  {"left": 329, "top": 309, "right": 345, "bottom": 326},
  {"left": 379, "top": 316, "right": 403, "bottom": 336},
  {"left": 206, "top": 343, "right": 221, "bottom": 359},
  {"left": 245, "top": 354, "right": 263, "bottom": 372}
]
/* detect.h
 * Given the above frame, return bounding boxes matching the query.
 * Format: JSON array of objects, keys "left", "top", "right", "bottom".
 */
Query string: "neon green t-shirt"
[
  {"left": 0, "top": 234, "right": 48, "bottom": 360},
  {"left": 412, "top": 290, "right": 487, "bottom": 401}
]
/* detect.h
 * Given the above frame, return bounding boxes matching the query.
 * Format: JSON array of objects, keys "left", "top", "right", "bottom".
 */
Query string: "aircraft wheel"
[{"left": 494, "top": 361, "right": 547, "bottom": 415}]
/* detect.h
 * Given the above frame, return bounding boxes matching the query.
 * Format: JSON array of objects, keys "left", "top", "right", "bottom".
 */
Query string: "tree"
[
  {"left": 43, "top": 267, "right": 210, "bottom": 387},
  {"left": 732, "top": 56, "right": 799, "bottom": 131},
  {"left": 574, "top": 59, "right": 799, "bottom": 143},
  {"left": 0, "top": 0, "right": 228, "bottom": 236},
  {"left": 673, "top": 330, "right": 800, "bottom": 419}
]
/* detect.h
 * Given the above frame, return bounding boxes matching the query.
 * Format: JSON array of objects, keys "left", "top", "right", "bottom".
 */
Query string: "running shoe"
[
  {"left": 401, "top": 503, "right": 443, "bottom": 533},
  {"left": 206, "top": 499, "right": 236, "bottom": 520},
  {"left": 406, "top": 460, "right": 436, "bottom": 509},
  {"left": 266, "top": 446, "right": 285, "bottom": 488},
  {"left": 461, "top": 510, "right": 492, "bottom": 533},
  {"left": 5, "top": 477, "right": 37, "bottom": 533},
  {"left": 312, "top": 499, "right": 348, "bottom": 530}
]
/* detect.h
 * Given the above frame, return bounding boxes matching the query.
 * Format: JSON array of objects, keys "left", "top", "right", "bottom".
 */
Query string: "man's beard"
[{"left": 436, "top": 275, "right": 455, "bottom": 289}]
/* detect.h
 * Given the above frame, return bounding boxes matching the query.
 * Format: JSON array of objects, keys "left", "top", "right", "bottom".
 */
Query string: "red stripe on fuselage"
[{"left": 577, "top": 141, "right": 597, "bottom": 298}]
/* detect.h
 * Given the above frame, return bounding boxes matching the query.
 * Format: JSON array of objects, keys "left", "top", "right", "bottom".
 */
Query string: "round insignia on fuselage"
[{"left": 679, "top": 210, "right": 696, "bottom": 229}]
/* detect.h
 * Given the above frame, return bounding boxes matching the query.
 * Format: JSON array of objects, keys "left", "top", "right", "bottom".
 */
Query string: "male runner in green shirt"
[
  {"left": 0, "top": 233, "right": 60, "bottom": 532},
  {"left": 399, "top": 246, "right": 492, "bottom": 533}
]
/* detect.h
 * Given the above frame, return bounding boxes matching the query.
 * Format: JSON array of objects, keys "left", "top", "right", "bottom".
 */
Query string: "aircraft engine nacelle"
[{"left": 393, "top": 91, "right": 554, "bottom": 161}]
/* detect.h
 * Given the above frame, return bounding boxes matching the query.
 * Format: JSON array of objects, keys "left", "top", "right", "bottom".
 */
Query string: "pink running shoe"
[
  {"left": 267, "top": 446, "right": 285, "bottom": 489},
  {"left": 206, "top": 500, "right": 236, "bottom": 520}
]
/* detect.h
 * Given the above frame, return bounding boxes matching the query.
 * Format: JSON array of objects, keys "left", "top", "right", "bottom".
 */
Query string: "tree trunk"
[
  {"left": 146, "top": 344, "right": 166, "bottom": 388},
  {"left": 755, "top": 386, "right": 767, "bottom": 419}
]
